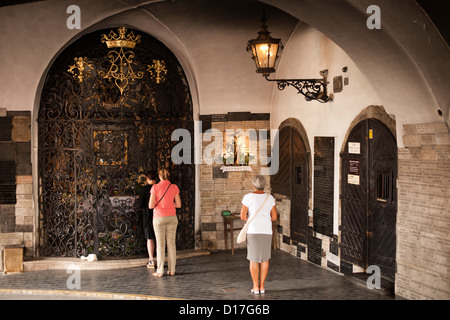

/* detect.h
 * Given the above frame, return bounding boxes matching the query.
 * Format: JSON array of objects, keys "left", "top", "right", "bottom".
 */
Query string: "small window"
[{"left": 376, "top": 171, "right": 392, "bottom": 202}]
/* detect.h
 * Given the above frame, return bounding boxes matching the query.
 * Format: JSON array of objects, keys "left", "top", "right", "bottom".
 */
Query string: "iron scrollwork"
[
  {"left": 265, "top": 70, "right": 332, "bottom": 103},
  {"left": 38, "top": 27, "right": 195, "bottom": 258}
]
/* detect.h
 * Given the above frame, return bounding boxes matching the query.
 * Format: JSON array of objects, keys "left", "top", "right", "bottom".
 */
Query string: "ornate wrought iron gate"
[{"left": 38, "top": 27, "right": 195, "bottom": 258}]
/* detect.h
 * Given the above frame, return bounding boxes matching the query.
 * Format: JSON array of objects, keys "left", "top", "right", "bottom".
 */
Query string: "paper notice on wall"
[
  {"left": 348, "top": 142, "right": 360, "bottom": 154},
  {"left": 348, "top": 174, "right": 360, "bottom": 185},
  {"left": 349, "top": 159, "right": 360, "bottom": 175}
]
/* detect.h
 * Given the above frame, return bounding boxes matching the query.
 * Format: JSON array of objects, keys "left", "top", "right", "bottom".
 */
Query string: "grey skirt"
[{"left": 247, "top": 234, "right": 272, "bottom": 263}]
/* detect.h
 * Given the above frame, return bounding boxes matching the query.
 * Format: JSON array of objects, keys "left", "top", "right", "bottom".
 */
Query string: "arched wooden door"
[
  {"left": 272, "top": 125, "right": 309, "bottom": 244},
  {"left": 340, "top": 119, "right": 397, "bottom": 279}
]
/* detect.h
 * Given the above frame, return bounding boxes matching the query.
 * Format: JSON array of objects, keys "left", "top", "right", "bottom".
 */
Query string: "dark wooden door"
[
  {"left": 272, "top": 126, "right": 291, "bottom": 196},
  {"left": 340, "top": 119, "right": 397, "bottom": 279},
  {"left": 340, "top": 120, "right": 369, "bottom": 268},
  {"left": 272, "top": 126, "right": 309, "bottom": 244},
  {"left": 368, "top": 119, "right": 397, "bottom": 279},
  {"left": 291, "top": 129, "right": 308, "bottom": 243}
]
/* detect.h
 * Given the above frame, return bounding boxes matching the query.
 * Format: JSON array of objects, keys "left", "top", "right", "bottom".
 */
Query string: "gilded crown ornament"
[
  {"left": 101, "top": 26, "right": 141, "bottom": 49},
  {"left": 68, "top": 26, "right": 167, "bottom": 95},
  {"left": 98, "top": 26, "right": 144, "bottom": 94}
]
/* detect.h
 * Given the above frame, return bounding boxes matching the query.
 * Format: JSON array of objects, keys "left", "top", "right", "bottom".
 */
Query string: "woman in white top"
[{"left": 240, "top": 175, "right": 277, "bottom": 294}]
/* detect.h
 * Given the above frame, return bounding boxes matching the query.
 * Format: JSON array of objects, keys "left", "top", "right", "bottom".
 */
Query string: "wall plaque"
[
  {"left": 0, "top": 161, "right": 15, "bottom": 184},
  {"left": 333, "top": 76, "right": 343, "bottom": 93},
  {"left": 0, "top": 185, "right": 16, "bottom": 204},
  {"left": 347, "top": 159, "right": 360, "bottom": 185},
  {"left": 313, "top": 137, "right": 334, "bottom": 236},
  {"left": 0, "top": 117, "right": 12, "bottom": 141},
  {"left": 347, "top": 174, "right": 360, "bottom": 185},
  {"left": 348, "top": 142, "right": 360, "bottom": 154},
  {"left": 349, "top": 159, "right": 359, "bottom": 175},
  {"left": 307, "top": 236, "right": 322, "bottom": 266}
]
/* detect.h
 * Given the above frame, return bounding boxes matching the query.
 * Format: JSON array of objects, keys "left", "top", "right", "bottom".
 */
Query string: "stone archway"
[
  {"left": 272, "top": 118, "right": 311, "bottom": 244},
  {"left": 340, "top": 107, "right": 397, "bottom": 279},
  {"left": 37, "top": 26, "right": 195, "bottom": 258}
]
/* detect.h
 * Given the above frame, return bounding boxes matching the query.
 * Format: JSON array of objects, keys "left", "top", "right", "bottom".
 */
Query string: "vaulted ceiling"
[{"left": 0, "top": 0, "right": 448, "bottom": 123}]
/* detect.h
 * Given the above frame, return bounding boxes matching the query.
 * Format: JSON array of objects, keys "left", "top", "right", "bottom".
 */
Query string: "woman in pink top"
[{"left": 149, "top": 167, "right": 181, "bottom": 277}]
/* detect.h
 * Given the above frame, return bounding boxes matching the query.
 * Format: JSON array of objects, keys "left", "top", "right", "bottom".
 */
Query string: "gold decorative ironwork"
[
  {"left": 99, "top": 26, "right": 144, "bottom": 94},
  {"left": 93, "top": 130, "right": 128, "bottom": 166},
  {"left": 67, "top": 26, "right": 168, "bottom": 95},
  {"left": 147, "top": 60, "right": 167, "bottom": 84},
  {"left": 101, "top": 26, "right": 141, "bottom": 49},
  {"left": 68, "top": 57, "right": 92, "bottom": 83},
  {"left": 40, "top": 26, "right": 194, "bottom": 258}
]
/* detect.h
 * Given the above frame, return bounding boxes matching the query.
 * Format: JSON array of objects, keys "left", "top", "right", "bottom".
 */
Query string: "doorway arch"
[
  {"left": 340, "top": 115, "right": 397, "bottom": 279},
  {"left": 37, "top": 27, "right": 195, "bottom": 258},
  {"left": 271, "top": 118, "right": 311, "bottom": 244}
]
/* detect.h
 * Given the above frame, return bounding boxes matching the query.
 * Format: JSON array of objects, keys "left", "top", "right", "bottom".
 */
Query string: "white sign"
[
  {"left": 348, "top": 174, "right": 360, "bottom": 185},
  {"left": 348, "top": 142, "right": 360, "bottom": 154}
]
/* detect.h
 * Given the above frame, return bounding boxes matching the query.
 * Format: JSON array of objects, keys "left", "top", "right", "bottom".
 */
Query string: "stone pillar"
[
  {"left": 396, "top": 122, "right": 450, "bottom": 299},
  {"left": 0, "top": 110, "right": 33, "bottom": 272}
]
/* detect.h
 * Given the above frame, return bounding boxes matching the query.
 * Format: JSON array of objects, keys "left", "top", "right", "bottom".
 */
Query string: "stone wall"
[
  {"left": 396, "top": 122, "right": 450, "bottom": 299},
  {"left": 0, "top": 109, "right": 33, "bottom": 272},
  {"left": 199, "top": 113, "right": 271, "bottom": 250},
  {"left": 274, "top": 193, "right": 341, "bottom": 272}
]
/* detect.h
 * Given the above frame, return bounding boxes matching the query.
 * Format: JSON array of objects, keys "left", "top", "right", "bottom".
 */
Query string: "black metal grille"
[{"left": 38, "top": 27, "right": 195, "bottom": 258}]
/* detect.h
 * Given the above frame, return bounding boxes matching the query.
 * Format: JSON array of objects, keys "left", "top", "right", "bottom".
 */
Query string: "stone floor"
[{"left": 0, "top": 249, "right": 393, "bottom": 301}]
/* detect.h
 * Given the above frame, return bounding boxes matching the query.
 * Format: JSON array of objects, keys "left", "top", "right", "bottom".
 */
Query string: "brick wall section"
[
  {"left": 396, "top": 122, "right": 450, "bottom": 299},
  {"left": 0, "top": 109, "right": 33, "bottom": 271},
  {"left": 199, "top": 117, "right": 271, "bottom": 250},
  {"left": 274, "top": 193, "right": 341, "bottom": 272}
]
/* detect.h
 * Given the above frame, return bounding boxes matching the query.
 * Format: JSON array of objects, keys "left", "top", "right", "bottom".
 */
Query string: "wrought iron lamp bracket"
[{"left": 264, "top": 69, "right": 332, "bottom": 103}]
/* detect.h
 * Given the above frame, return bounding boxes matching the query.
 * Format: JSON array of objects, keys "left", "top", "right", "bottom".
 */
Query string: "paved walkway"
[{"left": 0, "top": 249, "right": 393, "bottom": 301}]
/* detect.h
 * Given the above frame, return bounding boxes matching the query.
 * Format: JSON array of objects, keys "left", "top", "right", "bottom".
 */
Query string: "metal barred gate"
[{"left": 38, "top": 27, "right": 195, "bottom": 258}]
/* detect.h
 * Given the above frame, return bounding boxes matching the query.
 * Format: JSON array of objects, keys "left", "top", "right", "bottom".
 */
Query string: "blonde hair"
[{"left": 158, "top": 167, "right": 170, "bottom": 180}]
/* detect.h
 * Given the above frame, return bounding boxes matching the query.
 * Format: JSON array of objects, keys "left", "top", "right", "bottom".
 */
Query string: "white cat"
[{"left": 81, "top": 254, "right": 98, "bottom": 262}]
